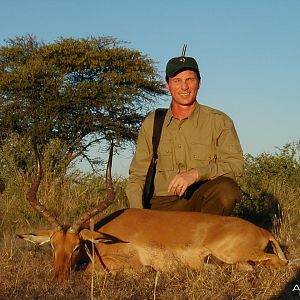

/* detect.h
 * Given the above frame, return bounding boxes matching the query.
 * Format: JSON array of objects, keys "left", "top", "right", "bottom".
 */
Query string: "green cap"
[{"left": 166, "top": 56, "right": 200, "bottom": 78}]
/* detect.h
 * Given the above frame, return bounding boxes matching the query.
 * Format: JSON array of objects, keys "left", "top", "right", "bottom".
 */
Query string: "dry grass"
[
  {"left": 0, "top": 172, "right": 299, "bottom": 299},
  {"left": 0, "top": 236, "right": 299, "bottom": 300}
]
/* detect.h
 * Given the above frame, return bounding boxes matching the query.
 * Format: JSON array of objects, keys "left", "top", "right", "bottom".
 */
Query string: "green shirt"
[{"left": 126, "top": 102, "right": 244, "bottom": 208}]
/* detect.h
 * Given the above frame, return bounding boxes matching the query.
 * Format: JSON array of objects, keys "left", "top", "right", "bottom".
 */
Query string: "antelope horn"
[
  {"left": 68, "top": 142, "right": 115, "bottom": 234},
  {"left": 106, "top": 141, "right": 115, "bottom": 202},
  {"left": 27, "top": 144, "right": 62, "bottom": 231}
]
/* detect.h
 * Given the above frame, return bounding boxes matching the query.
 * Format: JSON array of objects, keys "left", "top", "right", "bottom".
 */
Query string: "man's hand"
[{"left": 168, "top": 169, "right": 199, "bottom": 197}]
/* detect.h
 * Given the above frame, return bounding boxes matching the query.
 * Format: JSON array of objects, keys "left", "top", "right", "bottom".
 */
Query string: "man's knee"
[
  {"left": 216, "top": 178, "right": 242, "bottom": 215},
  {"left": 202, "top": 177, "right": 242, "bottom": 215},
  {"left": 215, "top": 177, "right": 242, "bottom": 203}
]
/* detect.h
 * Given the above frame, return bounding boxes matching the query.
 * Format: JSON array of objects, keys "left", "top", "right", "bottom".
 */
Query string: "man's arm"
[
  {"left": 167, "top": 115, "right": 243, "bottom": 197},
  {"left": 125, "top": 117, "right": 153, "bottom": 208},
  {"left": 195, "top": 115, "right": 244, "bottom": 182}
]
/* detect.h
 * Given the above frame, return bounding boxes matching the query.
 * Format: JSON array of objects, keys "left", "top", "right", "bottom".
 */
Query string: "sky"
[{"left": 1, "top": 0, "right": 299, "bottom": 176}]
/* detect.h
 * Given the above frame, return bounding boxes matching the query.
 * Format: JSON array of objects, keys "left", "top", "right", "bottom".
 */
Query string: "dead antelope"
[{"left": 19, "top": 146, "right": 288, "bottom": 282}]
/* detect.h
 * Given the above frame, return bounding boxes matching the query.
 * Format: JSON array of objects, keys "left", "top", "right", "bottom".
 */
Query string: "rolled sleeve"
[{"left": 125, "top": 117, "right": 153, "bottom": 208}]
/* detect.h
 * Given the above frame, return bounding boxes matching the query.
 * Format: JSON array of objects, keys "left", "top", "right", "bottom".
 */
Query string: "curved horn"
[
  {"left": 68, "top": 142, "right": 115, "bottom": 234},
  {"left": 27, "top": 144, "right": 62, "bottom": 231},
  {"left": 105, "top": 141, "right": 116, "bottom": 202}
]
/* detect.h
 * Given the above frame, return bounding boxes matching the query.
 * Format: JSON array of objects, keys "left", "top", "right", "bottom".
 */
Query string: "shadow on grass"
[
  {"left": 234, "top": 190, "right": 283, "bottom": 232},
  {"left": 271, "top": 268, "right": 300, "bottom": 300}
]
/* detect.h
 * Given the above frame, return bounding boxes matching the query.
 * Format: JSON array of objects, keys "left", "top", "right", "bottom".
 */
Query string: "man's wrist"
[{"left": 190, "top": 168, "right": 199, "bottom": 182}]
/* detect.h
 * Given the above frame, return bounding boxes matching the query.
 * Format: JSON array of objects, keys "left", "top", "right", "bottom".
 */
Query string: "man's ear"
[
  {"left": 18, "top": 229, "right": 53, "bottom": 245},
  {"left": 165, "top": 82, "right": 170, "bottom": 92}
]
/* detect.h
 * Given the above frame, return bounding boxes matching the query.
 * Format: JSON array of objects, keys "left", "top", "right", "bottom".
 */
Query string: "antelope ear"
[
  {"left": 17, "top": 229, "right": 52, "bottom": 245},
  {"left": 80, "top": 229, "right": 127, "bottom": 245},
  {"left": 79, "top": 229, "right": 106, "bottom": 243}
]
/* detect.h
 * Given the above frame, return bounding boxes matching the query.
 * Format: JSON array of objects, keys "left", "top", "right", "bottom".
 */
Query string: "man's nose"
[{"left": 180, "top": 80, "right": 189, "bottom": 89}]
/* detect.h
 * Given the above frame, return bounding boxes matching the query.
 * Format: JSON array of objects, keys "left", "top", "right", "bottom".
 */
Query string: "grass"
[
  {"left": 0, "top": 170, "right": 299, "bottom": 299},
  {"left": 0, "top": 240, "right": 299, "bottom": 300}
]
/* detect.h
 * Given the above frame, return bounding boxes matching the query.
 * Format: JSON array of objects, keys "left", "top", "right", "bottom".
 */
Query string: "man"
[{"left": 125, "top": 51, "right": 244, "bottom": 216}]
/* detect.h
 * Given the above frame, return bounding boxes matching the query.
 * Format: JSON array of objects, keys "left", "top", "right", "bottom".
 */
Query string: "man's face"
[{"left": 166, "top": 70, "right": 200, "bottom": 107}]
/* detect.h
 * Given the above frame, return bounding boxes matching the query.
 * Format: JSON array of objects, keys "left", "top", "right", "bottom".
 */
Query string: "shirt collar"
[{"left": 165, "top": 101, "right": 200, "bottom": 128}]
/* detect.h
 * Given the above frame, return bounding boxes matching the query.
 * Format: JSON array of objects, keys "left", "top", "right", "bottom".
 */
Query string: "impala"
[{"left": 19, "top": 145, "right": 288, "bottom": 282}]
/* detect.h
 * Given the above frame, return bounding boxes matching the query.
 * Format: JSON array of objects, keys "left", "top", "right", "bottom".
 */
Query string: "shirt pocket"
[
  {"left": 157, "top": 142, "right": 174, "bottom": 171},
  {"left": 191, "top": 143, "right": 214, "bottom": 167}
]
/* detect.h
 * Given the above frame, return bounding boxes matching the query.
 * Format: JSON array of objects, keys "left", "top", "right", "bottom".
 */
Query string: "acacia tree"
[{"left": 0, "top": 35, "right": 166, "bottom": 174}]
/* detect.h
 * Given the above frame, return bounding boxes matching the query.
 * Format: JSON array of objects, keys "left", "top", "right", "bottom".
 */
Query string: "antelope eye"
[{"left": 73, "top": 245, "right": 80, "bottom": 252}]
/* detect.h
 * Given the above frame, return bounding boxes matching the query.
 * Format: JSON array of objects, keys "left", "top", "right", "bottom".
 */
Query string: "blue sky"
[{"left": 1, "top": 0, "right": 299, "bottom": 175}]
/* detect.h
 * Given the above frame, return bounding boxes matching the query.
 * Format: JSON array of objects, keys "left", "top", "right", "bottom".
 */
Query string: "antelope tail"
[{"left": 269, "top": 236, "right": 288, "bottom": 264}]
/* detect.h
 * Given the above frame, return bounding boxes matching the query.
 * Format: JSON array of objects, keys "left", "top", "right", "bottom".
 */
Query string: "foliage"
[
  {"left": 0, "top": 133, "right": 74, "bottom": 183},
  {"left": 0, "top": 35, "right": 166, "bottom": 173},
  {"left": 235, "top": 141, "right": 300, "bottom": 231},
  {"left": 242, "top": 141, "right": 300, "bottom": 191}
]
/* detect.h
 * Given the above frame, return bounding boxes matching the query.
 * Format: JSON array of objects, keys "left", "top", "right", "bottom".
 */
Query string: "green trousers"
[{"left": 150, "top": 177, "right": 242, "bottom": 216}]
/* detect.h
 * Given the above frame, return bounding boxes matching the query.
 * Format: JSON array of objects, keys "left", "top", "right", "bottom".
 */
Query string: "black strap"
[
  {"left": 152, "top": 108, "right": 167, "bottom": 159},
  {"left": 142, "top": 108, "right": 167, "bottom": 208}
]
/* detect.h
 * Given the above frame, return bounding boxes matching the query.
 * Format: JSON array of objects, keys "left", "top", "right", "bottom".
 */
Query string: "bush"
[{"left": 235, "top": 142, "right": 300, "bottom": 245}]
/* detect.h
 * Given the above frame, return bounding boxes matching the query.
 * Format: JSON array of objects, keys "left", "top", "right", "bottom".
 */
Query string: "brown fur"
[{"left": 18, "top": 208, "right": 288, "bottom": 281}]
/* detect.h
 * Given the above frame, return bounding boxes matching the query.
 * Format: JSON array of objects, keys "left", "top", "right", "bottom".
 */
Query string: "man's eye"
[{"left": 172, "top": 79, "right": 181, "bottom": 84}]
